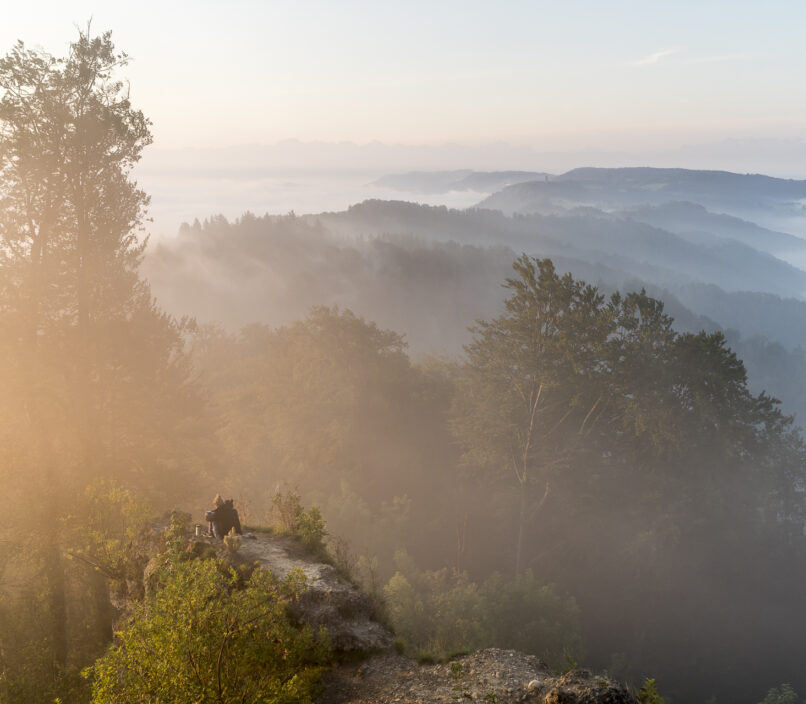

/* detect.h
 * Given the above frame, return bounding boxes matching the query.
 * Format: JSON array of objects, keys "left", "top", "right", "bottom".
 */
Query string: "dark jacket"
[{"left": 206, "top": 499, "right": 243, "bottom": 538}]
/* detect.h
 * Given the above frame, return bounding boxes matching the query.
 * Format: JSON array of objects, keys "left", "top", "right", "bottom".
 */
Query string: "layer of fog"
[
  {"left": 136, "top": 138, "right": 806, "bottom": 241},
  {"left": 137, "top": 167, "right": 487, "bottom": 241}
]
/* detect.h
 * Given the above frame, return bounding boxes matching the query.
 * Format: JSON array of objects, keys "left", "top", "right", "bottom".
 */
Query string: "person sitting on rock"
[{"left": 205, "top": 494, "right": 243, "bottom": 539}]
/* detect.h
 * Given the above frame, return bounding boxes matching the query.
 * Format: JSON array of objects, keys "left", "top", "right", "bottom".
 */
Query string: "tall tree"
[
  {"left": 0, "top": 27, "right": 150, "bottom": 474},
  {"left": 0, "top": 28, "right": 214, "bottom": 700},
  {"left": 0, "top": 25, "right": 213, "bottom": 502},
  {"left": 453, "top": 256, "right": 612, "bottom": 574}
]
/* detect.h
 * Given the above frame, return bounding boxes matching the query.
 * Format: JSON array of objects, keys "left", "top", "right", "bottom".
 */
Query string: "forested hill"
[
  {"left": 559, "top": 166, "right": 806, "bottom": 194},
  {"left": 144, "top": 200, "right": 806, "bottom": 422},
  {"left": 621, "top": 201, "right": 805, "bottom": 254},
  {"left": 324, "top": 200, "right": 806, "bottom": 296},
  {"left": 146, "top": 202, "right": 806, "bottom": 341},
  {"left": 479, "top": 166, "right": 806, "bottom": 222},
  {"left": 377, "top": 166, "right": 806, "bottom": 245},
  {"left": 377, "top": 166, "right": 806, "bottom": 199}
]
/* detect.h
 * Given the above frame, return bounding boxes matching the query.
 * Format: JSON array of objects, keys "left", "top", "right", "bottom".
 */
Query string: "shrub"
[
  {"left": 297, "top": 505, "right": 327, "bottom": 554},
  {"left": 271, "top": 489, "right": 305, "bottom": 533},
  {"left": 86, "top": 557, "right": 331, "bottom": 704},
  {"left": 164, "top": 509, "right": 193, "bottom": 559},
  {"left": 270, "top": 490, "right": 327, "bottom": 555},
  {"left": 637, "top": 678, "right": 667, "bottom": 704},
  {"left": 757, "top": 684, "right": 800, "bottom": 704},
  {"left": 383, "top": 552, "right": 581, "bottom": 667}
]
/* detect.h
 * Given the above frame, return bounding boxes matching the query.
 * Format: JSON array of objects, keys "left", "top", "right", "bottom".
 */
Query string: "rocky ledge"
[
  {"left": 174, "top": 531, "right": 636, "bottom": 704},
  {"left": 319, "top": 649, "right": 635, "bottom": 704},
  {"left": 235, "top": 532, "right": 392, "bottom": 652}
]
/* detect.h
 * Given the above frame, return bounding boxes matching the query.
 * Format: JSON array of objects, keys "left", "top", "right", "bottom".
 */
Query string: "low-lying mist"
[
  {"left": 135, "top": 141, "right": 806, "bottom": 239},
  {"left": 143, "top": 199, "right": 806, "bottom": 424}
]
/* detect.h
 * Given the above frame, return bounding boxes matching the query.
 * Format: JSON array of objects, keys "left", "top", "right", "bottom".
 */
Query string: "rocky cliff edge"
[{"left": 161, "top": 531, "right": 637, "bottom": 704}]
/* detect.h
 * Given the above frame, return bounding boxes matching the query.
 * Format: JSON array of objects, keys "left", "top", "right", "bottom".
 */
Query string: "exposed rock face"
[
  {"left": 318, "top": 649, "right": 636, "bottom": 704},
  {"left": 235, "top": 533, "right": 392, "bottom": 652}
]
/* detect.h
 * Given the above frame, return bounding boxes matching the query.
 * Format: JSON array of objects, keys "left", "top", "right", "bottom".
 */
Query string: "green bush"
[
  {"left": 270, "top": 490, "right": 327, "bottom": 556},
  {"left": 757, "top": 684, "right": 800, "bottom": 704},
  {"left": 86, "top": 557, "right": 331, "bottom": 704},
  {"left": 164, "top": 509, "right": 193, "bottom": 559},
  {"left": 383, "top": 552, "right": 581, "bottom": 667},
  {"left": 637, "top": 678, "right": 667, "bottom": 704},
  {"left": 271, "top": 490, "right": 305, "bottom": 533},
  {"left": 297, "top": 505, "right": 327, "bottom": 554}
]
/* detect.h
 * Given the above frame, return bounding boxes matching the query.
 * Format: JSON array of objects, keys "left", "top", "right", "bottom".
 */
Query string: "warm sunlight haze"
[{"left": 3, "top": 4, "right": 806, "bottom": 704}]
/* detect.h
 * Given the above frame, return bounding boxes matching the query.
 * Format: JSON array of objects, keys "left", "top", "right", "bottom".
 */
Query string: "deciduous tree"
[{"left": 453, "top": 255, "right": 611, "bottom": 574}]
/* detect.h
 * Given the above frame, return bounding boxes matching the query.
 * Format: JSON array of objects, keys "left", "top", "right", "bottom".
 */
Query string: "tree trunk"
[
  {"left": 515, "top": 482, "right": 527, "bottom": 576},
  {"left": 29, "top": 395, "right": 69, "bottom": 671},
  {"left": 90, "top": 571, "right": 113, "bottom": 649},
  {"left": 45, "top": 540, "right": 68, "bottom": 670},
  {"left": 455, "top": 508, "right": 468, "bottom": 573},
  {"left": 76, "top": 153, "right": 94, "bottom": 476}
]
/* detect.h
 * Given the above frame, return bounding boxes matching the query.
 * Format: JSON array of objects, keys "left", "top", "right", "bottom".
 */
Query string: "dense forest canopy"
[{"left": 3, "top": 27, "right": 806, "bottom": 704}]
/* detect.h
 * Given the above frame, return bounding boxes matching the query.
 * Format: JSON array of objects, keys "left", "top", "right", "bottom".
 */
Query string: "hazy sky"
[{"left": 3, "top": 0, "right": 805, "bottom": 152}]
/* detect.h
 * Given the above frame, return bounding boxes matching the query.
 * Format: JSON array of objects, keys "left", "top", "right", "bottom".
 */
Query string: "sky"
[{"left": 2, "top": 0, "right": 806, "bottom": 152}]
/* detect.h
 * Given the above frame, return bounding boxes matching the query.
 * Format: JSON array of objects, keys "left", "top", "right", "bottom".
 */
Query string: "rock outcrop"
[
  {"left": 235, "top": 532, "right": 392, "bottom": 652},
  {"left": 231, "top": 532, "right": 635, "bottom": 704},
  {"left": 144, "top": 528, "right": 636, "bottom": 704},
  {"left": 319, "top": 649, "right": 636, "bottom": 704}
]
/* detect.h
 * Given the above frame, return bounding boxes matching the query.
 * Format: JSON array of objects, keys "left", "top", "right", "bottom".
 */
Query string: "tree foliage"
[
  {"left": 757, "top": 684, "right": 801, "bottom": 704},
  {"left": 453, "top": 255, "right": 806, "bottom": 574},
  {"left": 454, "top": 256, "right": 612, "bottom": 573},
  {"left": 87, "top": 553, "right": 331, "bottom": 704},
  {"left": 270, "top": 489, "right": 328, "bottom": 556},
  {"left": 0, "top": 26, "right": 214, "bottom": 505},
  {"left": 0, "top": 27, "right": 217, "bottom": 703},
  {"left": 192, "top": 306, "right": 461, "bottom": 570},
  {"left": 383, "top": 551, "right": 580, "bottom": 667}
]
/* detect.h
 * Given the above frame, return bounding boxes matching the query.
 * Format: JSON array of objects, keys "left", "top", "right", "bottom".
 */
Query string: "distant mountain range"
[
  {"left": 140, "top": 138, "right": 806, "bottom": 177},
  {"left": 476, "top": 167, "right": 806, "bottom": 235},
  {"left": 374, "top": 170, "right": 551, "bottom": 194},
  {"left": 375, "top": 167, "right": 806, "bottom": 241}
]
